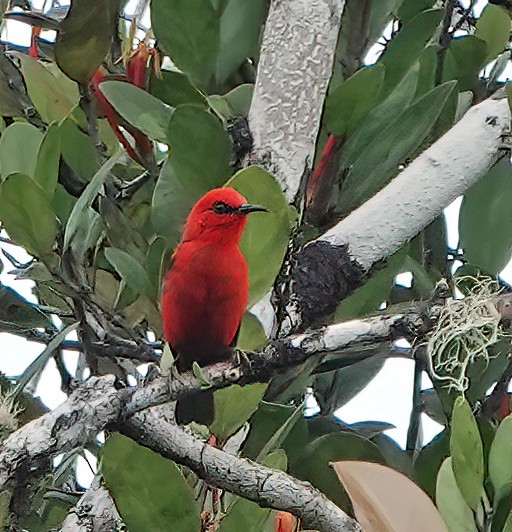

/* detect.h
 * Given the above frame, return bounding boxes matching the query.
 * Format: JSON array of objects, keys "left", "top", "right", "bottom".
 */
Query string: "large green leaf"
[
  {"left": 151, "top": 0, "right": 219, "bottom": 89},
  {"left": 313, "top": 356, "right": 386, "bottom": 415},
  {"left": 0, "top": 122, "right": 43, "bottom": 179},
  {"left": 339, "top": 81, "right": 456, "bottom": 212},
  {"left": 290, "top": 432, "right": 385, "bottom": 509},
  {"left": 102, "top": 433, "right": 200, "bottom": 531},
  {"left": 0, "top": 173, "right": 56, "bottom": 257},
  {"left": 211, "top": 383, "right": 267, "bottom": 440},
  {"left": 149, "top": 69, "right": 206, "bottom": 107},
  {"left": 99, "top": 196, "right": 148, "bottom": 264},
  {"left": 34, "top": 123, "right": 61, "bottom": 196},
  {"left": 0, "top": 284, "right": 51, "bottom": 333},
  {"left": 475, "top": 4, "right": 511, "bottom": 61},
  {"left": 414, "top": 430, "right": 449, "bottom": 498},
  {"left": 228, "top": 166, "right": 294, "bottom": 303},
  {"left": 55, "top": 0, "right": 114, "bottom": 83},
  {"left": 443, "top": 36, "right": 488, "bottom": 91},
  {"left": 100, "top": 80, "right": 174, "bottom": 143},
  {"left": 378, "top": 8, "right": 444, "bottom": 96},
  {"left": 214, "top": 0, "right": 267, "bottom": 86},
  {"left": 59, "top": 117, "right": 99, "bottom": 181},
  {"left": 151, "top": 0, "right": 266, "bottom": 90},
  {"left": 242, "top": 402, "right": 298, "bottom": 460},
  {"left": 450, "top": 396, "right": 484, "bottom": 510},
  {"left": 236, "top": 311, "right": 266, "bottom": 350},
  {"left": 340, "top": 63, "right": 420, "bottom": 165},
  {"left": 11, "top": 52, "right": 78, "bottom": 122},
  {"left": 151, "top": 105, "right": 232, "bottom": 245},
  {"left": 324, "top": 64, "right": 385, "bottom": 135},
  {"left": 104, "top": 247, "right": 155, "bottom": 300},
  {"left": 489, "top": 414, "right": 512, "bottom": 496},
  {"left": 436, "top": 457, "right": 477, "bottom": 532},
  {"left": 459, "top": 158, "right": 512, "bottom": 275},
  {"left": 63, "top": 150, "right": 123, "bottom": 250}
]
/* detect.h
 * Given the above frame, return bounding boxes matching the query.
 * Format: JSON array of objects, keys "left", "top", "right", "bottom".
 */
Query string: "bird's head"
[{"left": 182, "top": 187, "right": 267, "bottom": 244}]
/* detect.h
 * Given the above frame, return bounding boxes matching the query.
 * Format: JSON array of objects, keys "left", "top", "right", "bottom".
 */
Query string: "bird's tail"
[{"left": 175, "top": 389, "right": 214, "bottom": 426}]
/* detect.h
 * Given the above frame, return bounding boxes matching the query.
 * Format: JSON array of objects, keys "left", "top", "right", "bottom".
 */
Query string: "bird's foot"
[{"left": 234, "top": 348, "right": 252, "bottom": 369}]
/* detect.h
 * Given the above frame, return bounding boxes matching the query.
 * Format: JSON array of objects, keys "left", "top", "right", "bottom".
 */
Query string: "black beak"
[{"left": 238, "top": 203, "right": 268, "bottom": 214}]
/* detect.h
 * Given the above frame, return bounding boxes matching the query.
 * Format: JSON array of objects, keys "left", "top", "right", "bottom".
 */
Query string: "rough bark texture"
[
  {"left": 61, "top": 477, "right": 122, "bottom": 532},
  {"left": 248, "top": 0, "right": 347, "bottom": 201},
  {"left": 0, "top": 312, "right": 422, "bottom": 523},
  {"left": 291, "top": 242, "right": 365, "bottom": 329},
  {"left": 120, "top": 406, "right": 361, "bottom": 532}
]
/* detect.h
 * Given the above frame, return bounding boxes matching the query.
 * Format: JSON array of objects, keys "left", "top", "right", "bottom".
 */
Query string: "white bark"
[
  {"left": 248, "top": 0, "right": 346, "bottom": 202},
  {"left": 123, "top": 406, "right": 360, "bottom": 532},
  {"left": 61, "top": 476, "right": 121, "bottom": 532},
  {"left": 318, "top": 95, "right": 511, "bottom": 270}
]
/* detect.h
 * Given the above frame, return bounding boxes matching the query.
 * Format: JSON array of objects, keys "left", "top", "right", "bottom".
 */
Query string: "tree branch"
[
  {"left": 120, "top": 405, "right": 360, "bottom": 532},
  {"left": 61, "top": 476, "right": 122, "bottom": 532},
  {"left": 291, "top": 94, "right": 511, "bottom": 327},
  {"left": 0, "top": 310, "right": 424, "bottom": 521},
  {"left": 247, "top": 0, "right": 347, "bottom": 202}
]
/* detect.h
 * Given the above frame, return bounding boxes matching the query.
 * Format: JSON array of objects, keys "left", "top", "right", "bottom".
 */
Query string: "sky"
[{"left": 0, "top": 0, "right": 511, "bottom": 487}]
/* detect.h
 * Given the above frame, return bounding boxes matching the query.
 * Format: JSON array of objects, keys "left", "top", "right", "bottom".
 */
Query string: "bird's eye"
[{"left": 211, "top": 201, "right": 234, "bottom": 214}]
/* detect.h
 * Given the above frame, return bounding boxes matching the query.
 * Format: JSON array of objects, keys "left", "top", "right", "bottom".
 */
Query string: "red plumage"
[{"left": 161, "top": 187, "right": 266, "bottom": 423}]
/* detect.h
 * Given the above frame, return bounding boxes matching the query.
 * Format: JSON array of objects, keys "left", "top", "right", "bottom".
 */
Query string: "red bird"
[{"left": 161, "top": 187, "right": 267, "bottom": 424}]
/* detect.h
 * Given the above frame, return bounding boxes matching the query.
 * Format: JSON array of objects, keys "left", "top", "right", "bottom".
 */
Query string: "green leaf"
[
  {"left": 223, "top": 84, "right": 254, "bottom": 117},
  {"left": 379, "top": 8, "right": 444, "bottom": 96},
  {"left": 104, "top": 247, "right": 155, "bottom": 299},
  {"left": 324, "top": 64, "right": 385, "bottom": 135},
  {"left": 489, "top": 414, "right": 512, "bottom": 495},
  {"left": 459, "top": 158, "right": 512, "bottom": 275},
  {"left": 151, "top": 0, "right": 266, "bottom": 90},
  {"left": 100, "top": 80, "right": 174, "bottom": 143},
  {"left": 151, "top": 105, "right": 232, "bottom": 245},
  {"left": 492, "top": 482, "right": 512, "bottom": 532},
  {"left": 242, "top": 402, "right": 298, "bottom": 460},
  {"left": 290, "top": 432, "right": 385, "bottom": 509},
  {"left": 151, "top": 0, "right": 219, "bottom": 89},
  {"left": 0, "top": 173, "right": 56, "bottom": 257},
  {"left": 228, "top": 166, "right": 294, "bottom": 303},
  {"left": 313, "top": 356, "right": 386, "bottom": 415},
  {"left": 398, "top": 0, "right": 436, "bottom": 22},
  {"left": 0, "top": 283, "right": 51, "bottom": 333},
  {"left": 340, "top": 63, "right": 420, "bottom": 165},
  {"left": 64, "top": 150, "right": 123, "bottom": 250},
  {"left": 450, "top": 396, "right": 484, "bottom": 510},
  {"left": 475, "top": 4, "right": 511, "bottom": 61},
  {"left": 34, "top": 123, "right": 61, "bottom": 196},
  {"left": 214, "top": 0, "right": 267, "bottom": 86},
  {"left": 99, "top": 196, "right": 148, "bottom": 264},
  {"left": 149, "top": 69, "right": 205, "bottom": 107},
  {"left": 211, "top": 383, "right": 267, "bottom": 440},
  {"left": 236, "top": 311, "right": 266, "bottom": 351},
  {"left": 11, "top": 52, "right": 78, "bottom": 122},
  {"left": 414, "top": 429, "right": 450, "bottom": 499},
  {"left": 60, "top": 117, "right": 99, "bottom": 182},
  {"left": 55, "top": 0, "right": 113, "bottom": 83},
  {"left": 0, "top": 122, "right": 43, "bottom": 179},
  {"left": 436, "top": 457, "right": 477, "bottom": 532},
  {"left": 339, "top": 81, "right": 456, "bottom": 212},
  {"left": 102, "top": 433, "right": 200, "bottom": 531},
  {"left": 12, "top": 323, "right": 78, "bottom": 399},
  {"left": 443, "top": 36, "right": 488, "bottom": 91}
]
